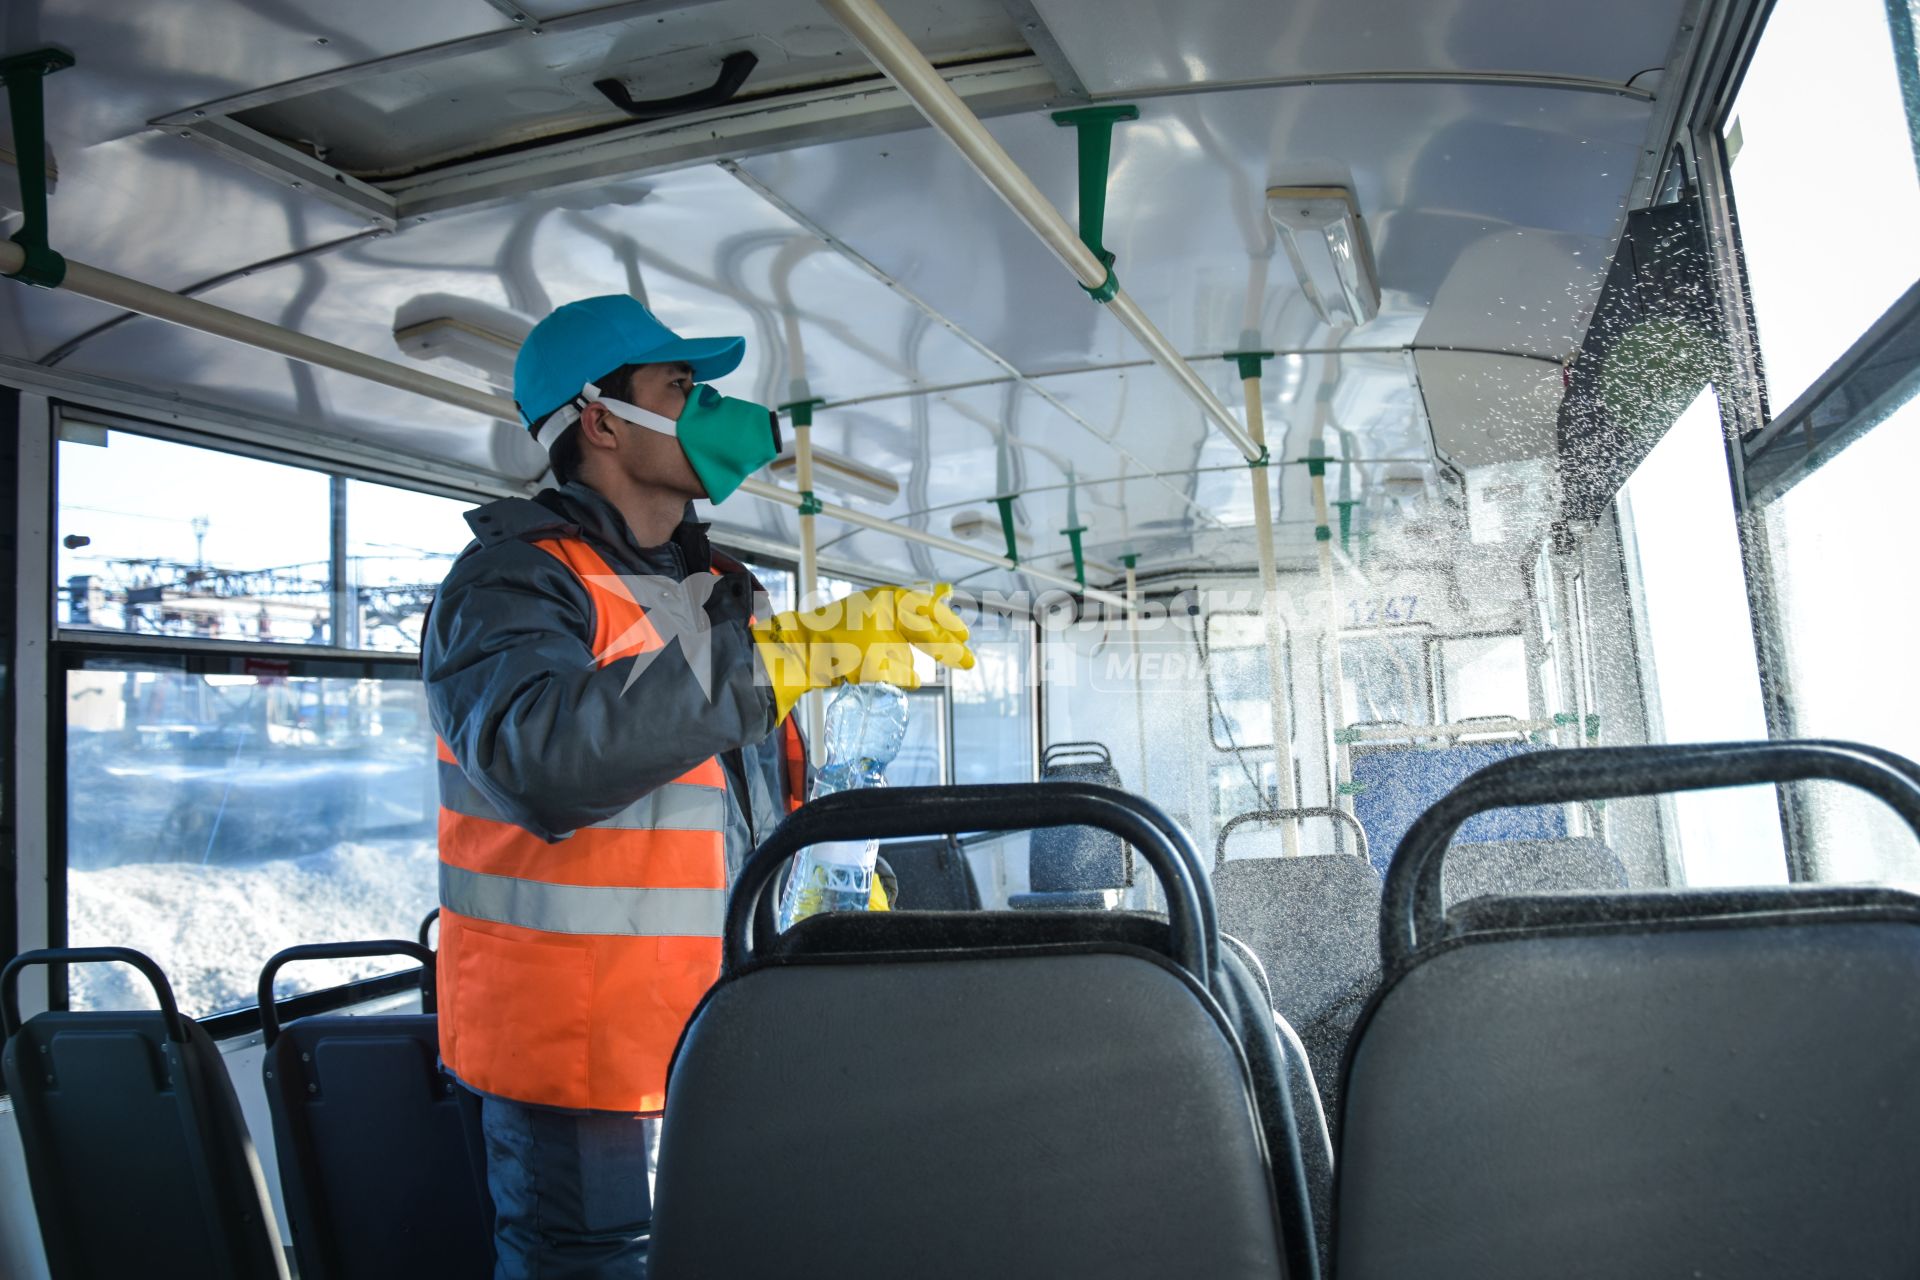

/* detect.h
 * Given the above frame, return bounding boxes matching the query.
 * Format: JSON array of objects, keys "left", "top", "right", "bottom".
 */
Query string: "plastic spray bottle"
[{"left": 775, "top": 681, "right": 908, "bottom": 929}]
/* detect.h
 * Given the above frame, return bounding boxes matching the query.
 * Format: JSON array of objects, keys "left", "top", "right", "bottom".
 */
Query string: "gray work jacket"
[{"left": 423, "top": 481, "right": 798, "bottom": 879}]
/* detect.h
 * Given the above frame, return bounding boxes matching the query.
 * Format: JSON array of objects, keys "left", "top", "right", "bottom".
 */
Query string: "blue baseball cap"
[{"left": 513, "top": 294, "right": 746, "bottom": 428}]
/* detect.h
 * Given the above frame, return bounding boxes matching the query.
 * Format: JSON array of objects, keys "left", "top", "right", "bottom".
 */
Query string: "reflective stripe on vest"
[
  {"left": 436, "top": 534, "right": 730, "bottom": 1115},
  {"left": 440, "top": 863, "right": 727, "bottom": 937}
]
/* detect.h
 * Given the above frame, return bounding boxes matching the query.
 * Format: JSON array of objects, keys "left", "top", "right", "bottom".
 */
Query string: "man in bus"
[{"left": 423, "top": 294, "right": 972, "bottom": 1278}]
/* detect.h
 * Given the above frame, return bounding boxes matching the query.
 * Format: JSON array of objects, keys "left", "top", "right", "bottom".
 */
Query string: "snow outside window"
[{"left": 65, "top": 659, "right": 439, "bottom": 1018}]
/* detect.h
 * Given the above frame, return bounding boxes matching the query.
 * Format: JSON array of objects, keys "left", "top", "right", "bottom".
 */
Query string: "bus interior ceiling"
[{"left": 7, "top": 0, "right": 1920, "bottom": 1273}]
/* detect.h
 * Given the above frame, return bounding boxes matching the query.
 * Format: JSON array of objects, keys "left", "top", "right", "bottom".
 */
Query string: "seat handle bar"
[
  {"left": 1217, "top": 806, "right": 1371, "bottom": 864},
  {"left": 257, "top": 940, "right": 435, "bottom": 1049},
  {"left": 1042, "top": 740, "right": 1113, "bottom": 768},
  {"left": 1382, "top": 740, "right": 1920, "bottom": 971},
  {"left": 727, "top": 782, "right": 1213, "bottom": 979},
  {"left": 1, "top": 947, "right": 187, "bottom": 1043}
]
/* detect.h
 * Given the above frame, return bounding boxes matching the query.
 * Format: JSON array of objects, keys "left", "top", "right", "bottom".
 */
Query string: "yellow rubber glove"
[{"left": 753, "top": 583, "right": 976, "bottom": 721}]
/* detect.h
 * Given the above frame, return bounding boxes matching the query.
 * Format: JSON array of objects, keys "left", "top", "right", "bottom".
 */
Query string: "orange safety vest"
[{"left": 435, "top": 534, "right": 805, "bottom": 1114}]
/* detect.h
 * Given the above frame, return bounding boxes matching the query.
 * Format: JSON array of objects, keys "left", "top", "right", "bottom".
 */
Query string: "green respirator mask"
[{"left": 590, "top": 384, "right": 782, "bottom": 504}]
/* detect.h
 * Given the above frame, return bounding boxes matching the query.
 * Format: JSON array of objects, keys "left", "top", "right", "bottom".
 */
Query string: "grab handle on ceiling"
[
  {"left": 0, "top": 47, "right": 75, "bottom": 289},
  {"left": 594, "top": 50, "right": 758, "bottom": 122}
]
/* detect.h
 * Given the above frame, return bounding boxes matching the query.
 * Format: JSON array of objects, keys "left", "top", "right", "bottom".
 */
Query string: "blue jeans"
[{"left": 480, "top": 1095, "right": 654, "bottom": 1280}]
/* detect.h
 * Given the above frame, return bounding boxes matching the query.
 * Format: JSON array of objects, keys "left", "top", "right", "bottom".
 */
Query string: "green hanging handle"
[
  {"left": 0, "top": 48, "right": 74, "bottom": 289},
  {"left": 1061, "top": 525, "right": 1088, "bottom": 589},
  {"left": 1333, "top": 499, "right": 1359, "bottom": 552},
  {"left": 993, "top": 495, "right": 1021, "bottom": 566},
  {"left": 1052, "top": 104, "right": 1137, "bottom": 303}
]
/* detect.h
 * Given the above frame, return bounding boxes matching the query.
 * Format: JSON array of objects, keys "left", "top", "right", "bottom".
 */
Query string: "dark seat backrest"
[
  {"left": 875, "top": 835, "right": 981, "bottom": 910},
  {"left": 1212, "top": 855, "right": 1382, "bottom": 1119},
  {"left": 0, "top": 949, "right": 288, "bottom": 1280},
  {"left": 1030, "top": 745, "right": 1132, "bottom": 891},
  {"left": 265, "top": 1015, "right": 493, "bottom": 1280},
  {"left": 1336, "top": 889, "right": 1920, "bottom": 1279},
  {"left": 1442, "top": 836, "right": 1629, "bottom": 904},
  {"left": 651, "top": 930, "right": 1291, "bottom": 1279}
]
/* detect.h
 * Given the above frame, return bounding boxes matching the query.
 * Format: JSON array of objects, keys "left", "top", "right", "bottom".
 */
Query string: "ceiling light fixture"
[
  {"left": 951, "top": 509, "right": 1032, "bottom": 553},
  {"left": 393, "top": 316, "right": 522, "bottom": 388},
  {"left": 1265, "top": 186, "right": 1380, "bottom": 328},
  {"left": 767, "top": 446, "right": 901, "bottom": 504}
]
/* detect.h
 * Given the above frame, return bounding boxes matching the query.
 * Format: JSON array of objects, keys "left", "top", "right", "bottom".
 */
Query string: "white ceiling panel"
[
  {"left": 1028, "top": 0, "right": 1690, "bottom": 94},
  {"left": 739, "top": 80, "right": 1651, "bottom": 368},
  {"left": 7, "top": 0, "right": 508, "bottom": 147},
  {"left": 228, "top": 0, "right": 1025, "bottom": 177}
]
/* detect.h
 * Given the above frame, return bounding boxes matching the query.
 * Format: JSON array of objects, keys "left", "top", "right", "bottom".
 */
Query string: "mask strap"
[
  {"left": 595, "top": 395, "right": 680, "bottom": 438},
  {"left": 533, "top": 381, "right": 680, "bottom": 452}
]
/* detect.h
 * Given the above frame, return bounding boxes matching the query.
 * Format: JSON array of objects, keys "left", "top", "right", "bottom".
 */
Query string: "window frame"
[
  {"left": 36, "top": 407, "right": 506, "bottom": 1029},
  {"left": 1201, "top": 609, "right": 1301, "bottom": 755},
  {"left": 49, "top": 635, "right": 431, "bottom": 1018},
  {"left": 945, "top": 600, "right": 1040, "bottom": 788},
  {"left": 1677, "top": 0, "right": 1920, "bottom": 871}
]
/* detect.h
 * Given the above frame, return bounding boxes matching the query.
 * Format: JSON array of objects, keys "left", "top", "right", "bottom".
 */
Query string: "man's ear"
[{"left": 577, "top": 402, "right": 622, "bottom": 452}]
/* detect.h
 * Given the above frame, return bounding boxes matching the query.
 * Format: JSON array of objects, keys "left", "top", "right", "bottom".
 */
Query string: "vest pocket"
[{"left": 450, "top": 925, "right": 595, "bottom": 1108}]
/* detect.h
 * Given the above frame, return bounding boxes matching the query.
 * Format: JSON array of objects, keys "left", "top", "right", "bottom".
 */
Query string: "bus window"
[
  {"left": 1617, "top": 390, "right": 1787, "bottom": 885},
  {"left": 65, "top": 658, "right": 437, "bottom": 1017},
  {"left": 1722, "top": 0, "right": 1920, "bottom": 409},
  {"left": 58, "top": 428, "right": 332, "bottom": 643},
  {"left": 949, "top": 605, "right": 1033, "bottom": 787},
  {"left": 1341, "top": 631, "right": 1431, "bottom": 727},
  {"left": 1762, "top": 393, "right": 1920, "bottom": 888},
  {"left": 345, "top": 480, "right": 475, "bottom": 651},
  {"left": 1434, "top": 635, "right": 1529, "bottom": 724},
  {"left": 889, "top": 689, "right": 949, "bottom": 787},
  {"left": 1206, "top": 612, "right": 1293, "bottom": 751}
]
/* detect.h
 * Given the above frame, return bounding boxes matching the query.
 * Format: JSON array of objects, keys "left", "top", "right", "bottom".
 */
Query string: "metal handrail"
[
  {"left": 257, "top": 940, "right": 436, "bottom": 1048},
  {"left": 2, "top": 947, "right": 188, "bottom": 1042},
  {"left": 1217, "top": 806, "right": 1371, "bottom": 864},
  {"left": 725, "top": 782, "right": 1214, "bottom": 980},
  {"left": 818, "top": 0, "right": 1259, "bottom": 462}
]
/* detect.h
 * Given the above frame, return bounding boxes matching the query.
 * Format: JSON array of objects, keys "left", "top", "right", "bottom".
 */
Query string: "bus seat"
[
  {"left": 1212, "top": 854, "right": 1382, "bottom": 1122},
  {"left": 653, "top": 912, "right": 1304, "bottom": 1279},
  {"left": 258, "top": 941, "right": 494, "bottom": 1280},
  {"left": 0, "top": 948, "right": 290, "bottom": 1280},
  {"left": 1350, "top": 742, "right": 1567, "bottom": 875},
  {"left": 654, "top": 783, "right": 1320, "bottom": 1279},
  {"left": 875, "top": 835, "right": 982, "bottom": 910},
  {"left": 1338, "top": 741, "right": 1920, "bottom": 1278},
  {"left": 1011, "top": 743, "right": 1135, "bottom": 909},
  {"left": 1336, "top": 887, "right": 1920, "bottom": 1278},
  {"left": 1442, "top": 836, "right": 1630, "bottom": 904}
]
